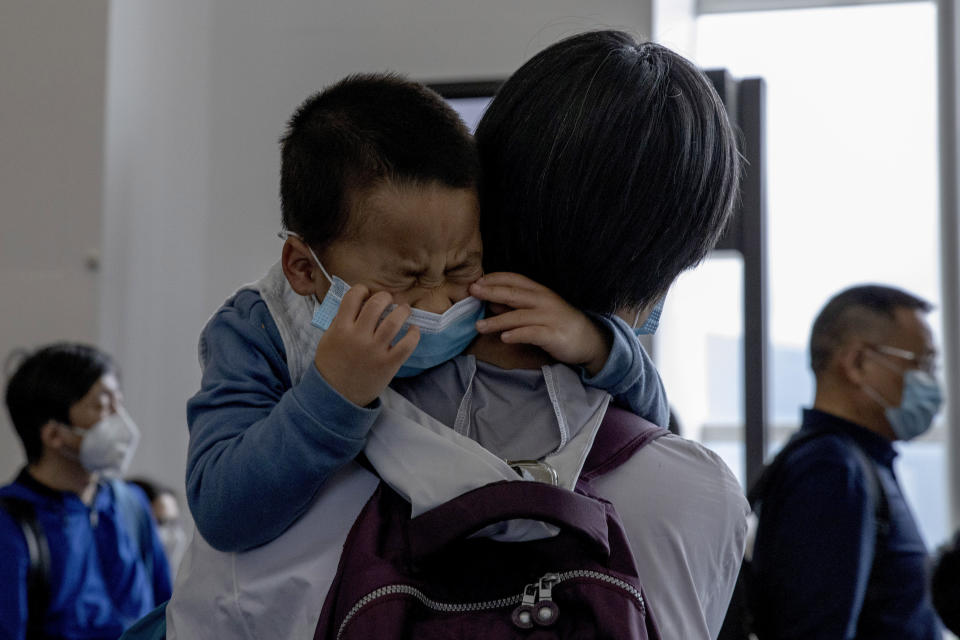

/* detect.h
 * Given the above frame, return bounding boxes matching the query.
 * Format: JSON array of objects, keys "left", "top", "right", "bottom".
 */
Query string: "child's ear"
[{"left": 281, "top": 239, "right": 321, "bottom": 296}]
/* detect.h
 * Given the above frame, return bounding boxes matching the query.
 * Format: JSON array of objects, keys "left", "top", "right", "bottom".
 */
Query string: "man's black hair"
[
  {"left": 809, "top": 284, "right": 933, "bottom": 375},
  {"left": 5, "top": 343, "right": 115, "bottom": 463},
  {"left": 474, "top": 31, "right": 741, "bottom": 315},
  {"left": 279, "top": 73, "right": 479, "bottom": 251}
]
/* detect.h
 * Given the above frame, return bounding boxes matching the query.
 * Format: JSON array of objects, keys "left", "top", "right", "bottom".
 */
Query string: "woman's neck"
[{"left": 466, "top": 333, "right": 554, "bottom": 370}]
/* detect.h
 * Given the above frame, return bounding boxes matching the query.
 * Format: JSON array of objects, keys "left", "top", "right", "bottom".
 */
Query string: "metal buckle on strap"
[{"left": 505, "top": 460, "right": 559, "bottom": 486}]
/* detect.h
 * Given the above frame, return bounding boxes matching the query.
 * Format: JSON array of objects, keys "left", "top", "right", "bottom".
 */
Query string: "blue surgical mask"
[
  {"left": 632, "top": 299, "right": 664, "bottom": 336},
  {"left": 284, "top": 230, "right": 484, "bottom": 377},
  {"left": 885, "top": 370, "right": 943, "bottom": 440},
  {"left": 392, "top": 297, "right": 486, "bottom": 377},
  {"left": 862, "top": 350, "right": 943, "bottom": 440}
]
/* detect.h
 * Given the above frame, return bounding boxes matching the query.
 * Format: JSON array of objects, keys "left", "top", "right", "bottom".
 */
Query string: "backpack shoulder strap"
[
  {"left": 746, "top": 428, "right": 830, "bottom": 507},
  {"left": 580, "top": 405, "right": 670, "bottom": 482},
  {"left": 0, "top": 496, "right": 51, "bottom": 637},
  {"left": 844, "top": 440, "right": 891, "bottom": 608},
  {"left": 845, "top": 443, "right": 890, "bottom": 537},
  {"left": 109, "top": 479, "right": 156, "bottom": 584}
]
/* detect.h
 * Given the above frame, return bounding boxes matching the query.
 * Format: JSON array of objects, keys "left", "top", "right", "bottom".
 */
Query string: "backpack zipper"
[
  {"left": 336, "top": 586, "right": 523, "bottom": 639},
  {"left": 553, "top": 569, "right": 646, "bottom": 617},
  {"left": 335, "top": 569, "right": 645, "bottom": 639}
]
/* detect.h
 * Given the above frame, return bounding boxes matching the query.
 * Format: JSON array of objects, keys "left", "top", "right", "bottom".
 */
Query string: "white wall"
[
  {"left": 99, "top": 1, "right": 654, "bottom": 511},
  {"left": 0, "top": 1, "right": 108, "bottom": 479},
  {"left": 653, "top": 0, "right": 698, "bottom": 58}
]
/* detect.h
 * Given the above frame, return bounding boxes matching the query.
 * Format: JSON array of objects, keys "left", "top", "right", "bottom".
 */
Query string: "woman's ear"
[{"left": 281, "top": 238, "right": 322, "bottom": 296}]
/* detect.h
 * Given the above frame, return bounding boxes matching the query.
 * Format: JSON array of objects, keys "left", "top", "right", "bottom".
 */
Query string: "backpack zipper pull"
[
  {"left": 534, "top": 573, "right": 559, "bottom": 626},
  {"left": 511, "top": 582, "right": 539, "bottom": 629}
]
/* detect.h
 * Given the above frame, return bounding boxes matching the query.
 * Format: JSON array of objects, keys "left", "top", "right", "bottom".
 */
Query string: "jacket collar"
[{"left": 801, "top": 408, "right": 897, "bottom": 466}]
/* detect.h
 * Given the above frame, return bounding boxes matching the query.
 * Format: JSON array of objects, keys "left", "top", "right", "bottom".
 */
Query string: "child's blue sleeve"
[
  {"left": 185, "top": 290, "right": 380, "bottom": 552},
  {"left": 580, "top": 314, "right": 670, "bottom": 427}
]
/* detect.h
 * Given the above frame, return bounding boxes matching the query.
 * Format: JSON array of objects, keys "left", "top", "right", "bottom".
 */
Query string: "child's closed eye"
[{"left": 445, "top": 262, "right": 483, "bottom": 282}]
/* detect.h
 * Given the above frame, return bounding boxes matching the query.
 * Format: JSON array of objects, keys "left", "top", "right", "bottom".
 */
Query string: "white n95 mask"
[{"left": 70, "top": 405, "right": 141, "bottom": 475}]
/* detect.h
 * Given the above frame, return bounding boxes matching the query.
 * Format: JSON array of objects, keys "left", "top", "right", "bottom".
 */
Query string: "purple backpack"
[{"left": 314, "top": 406, "right": 668, "bottom": 640}]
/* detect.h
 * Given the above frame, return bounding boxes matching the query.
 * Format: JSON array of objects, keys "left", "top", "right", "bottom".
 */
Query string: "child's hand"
[
  {"left": 313, "top": 285, "right": 420, "bottom": 407},
  {"left": 469, "top": 272, "right": 612, "bottom": 377}
]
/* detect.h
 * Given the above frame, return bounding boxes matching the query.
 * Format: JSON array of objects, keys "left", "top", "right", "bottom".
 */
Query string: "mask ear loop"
[
  {"left": 861, "top": 380, "right": 893, "bottom": 409},
  {"left": 632, "top": 307, "right": 643, "bottom": 330},
  {"left": 279, "top": 230, "right": 334, "bottom": 285},
  {"left": 860, "top": 348, "right": 901, "bottom": 409},
  {"left": 53, "top": 422, "right": 86, "bottom": 465}
]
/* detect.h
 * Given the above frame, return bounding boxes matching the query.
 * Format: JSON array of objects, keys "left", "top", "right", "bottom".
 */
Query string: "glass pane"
[{"left": 657, "top": 255, "right": 745, "bottom": 486}]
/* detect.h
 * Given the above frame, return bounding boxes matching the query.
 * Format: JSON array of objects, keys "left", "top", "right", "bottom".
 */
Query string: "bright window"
[{"left": 656, "top": 2, "right": 947, "bottom": 547}]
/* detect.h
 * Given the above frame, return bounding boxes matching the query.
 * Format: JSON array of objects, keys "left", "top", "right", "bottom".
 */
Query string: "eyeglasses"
[{"left": 869, "top": 344, "right": 938, "bottom": 375}]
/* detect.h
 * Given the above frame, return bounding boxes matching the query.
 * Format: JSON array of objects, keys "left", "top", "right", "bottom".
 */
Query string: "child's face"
[{"left": 316, "top": 180, "right": 482, "bottom": 313}]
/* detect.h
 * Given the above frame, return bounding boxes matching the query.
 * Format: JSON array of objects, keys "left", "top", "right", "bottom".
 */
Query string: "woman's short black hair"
[
  {"left": 475, "top": 31, "right": 741, "bottom": 315},
  {"left": 5, "top": 343, "right": 115, "bottom": 462},
  {"left": 279, "top": 73, "right": 479, "bottom": 252}
]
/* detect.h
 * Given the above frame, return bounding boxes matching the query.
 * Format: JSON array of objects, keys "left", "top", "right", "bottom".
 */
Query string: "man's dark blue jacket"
[{"left": 752, "top": 409, "right": 941, "bottom": 639}]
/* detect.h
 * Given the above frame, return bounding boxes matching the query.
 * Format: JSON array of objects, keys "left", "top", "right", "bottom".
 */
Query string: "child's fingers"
[
  {"left": 473, "top": 272, "right": 547, "bottom": 292},
  {"left": 336, "top": 284, "right": 372, "bottom": 324},
  {"left": 468, "top": 281, "right": 550, "bottom": 310},
  {"left": 389, "top": 325, "right": 420, "bottom": 361},
  {"left": 499, "top": 325, "right": 558, "bottom": 349},
  {"left": 355, "top": 290, "right": 395, "bottom": 332},
  {"left": 475, "top": 309, "right": 548, "bottom": 334},
  {"left": 374, "top": 303, "right": 412, "bottom": 345}
]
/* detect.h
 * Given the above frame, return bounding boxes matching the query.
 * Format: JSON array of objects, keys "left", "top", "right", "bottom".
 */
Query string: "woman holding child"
[{"left": 134, "top": 30, "right": 747, "bottom": 640}]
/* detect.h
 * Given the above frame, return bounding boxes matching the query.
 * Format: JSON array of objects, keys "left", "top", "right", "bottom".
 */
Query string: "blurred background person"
[
  {"left": 751, "top": 285, "right": 942, "bottom": 639},
  {"left": 0, "top": 343, "right": 172, "bottom": 640},
  {"left": 130, "top": 477, "right": 188, "bottom": 578}
]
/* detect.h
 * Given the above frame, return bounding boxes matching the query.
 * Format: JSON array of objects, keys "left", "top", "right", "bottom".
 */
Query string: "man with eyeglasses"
[{"left": 749, "top": 284, "right": 943, "bottom": 639}]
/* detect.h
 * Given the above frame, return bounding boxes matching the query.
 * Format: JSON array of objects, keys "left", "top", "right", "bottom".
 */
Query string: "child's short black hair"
[
  {"left": 5, "top": 343, "right": 116, "bottom": 462},
  {"left": 475, "top": 31, "right": 741, "bottom": 315},
  {"left": 280, "top": 73, "right": 479, "bottom": 251}
]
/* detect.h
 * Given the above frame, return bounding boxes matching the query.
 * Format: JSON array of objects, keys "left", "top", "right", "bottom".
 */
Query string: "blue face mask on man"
[
  {"left": 862, "top": 345, "right": 943, "bottom": 441},
  {"left": 290, "top": 232, "right": 485, "bottom": 378},
  {"left": 632, "top": 299, "right": 664, "bottom": 336}
]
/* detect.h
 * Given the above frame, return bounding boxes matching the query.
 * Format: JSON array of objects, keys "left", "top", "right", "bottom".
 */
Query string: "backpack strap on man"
[
  {"left": 747, "top": 428, "right": 830, "bottom": 507},
  {"left": 0, "top": 496, "right": 51, "bottom": 637},
  {"left": 580, "top": 405, "right": 670, "bottom": 482},
  {"left": 109, "top": 479, "right": 156, "bottom": 585}
]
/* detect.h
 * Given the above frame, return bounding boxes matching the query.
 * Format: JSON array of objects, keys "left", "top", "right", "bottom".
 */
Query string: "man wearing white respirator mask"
[{"left": 0, "top": 343, "right": 172, "bottom": 640}]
